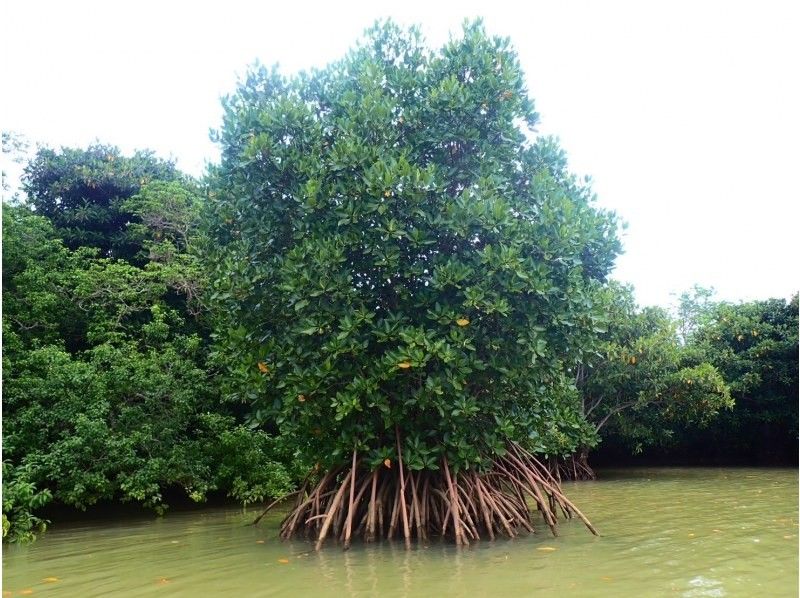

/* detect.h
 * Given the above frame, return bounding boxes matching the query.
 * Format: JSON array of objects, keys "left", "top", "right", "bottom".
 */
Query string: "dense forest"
[{"left": 2, "top": 22, "right": 797, "bottom": 544}]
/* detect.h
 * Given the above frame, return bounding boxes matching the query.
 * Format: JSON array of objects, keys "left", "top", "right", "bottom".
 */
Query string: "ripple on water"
[{"left": 2, "top": 468, "right": 797, "bottom": 597}]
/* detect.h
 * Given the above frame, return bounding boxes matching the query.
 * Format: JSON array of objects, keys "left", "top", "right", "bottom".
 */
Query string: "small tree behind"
[
  {"left": 680, "top": 294, "right": 798, "bottom": 463},
  {"left": 23, "top": 144, "right": 182, "bottom": 262},
  {"left": 573, "top": 284, "right": 732, "bottom": 477},
  {"left": 2, "top": 150, "right": 301, "bottom": 542}
]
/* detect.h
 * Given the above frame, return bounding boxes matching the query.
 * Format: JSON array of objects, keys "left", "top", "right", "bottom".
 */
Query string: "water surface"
[{"left": 3, "top": 468, "right": 797, "bottom": 597}]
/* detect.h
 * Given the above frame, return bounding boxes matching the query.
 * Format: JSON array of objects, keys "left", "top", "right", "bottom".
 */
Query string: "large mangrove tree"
[{"left": 206, "top": 21, "right": 620, "bottom": 547}]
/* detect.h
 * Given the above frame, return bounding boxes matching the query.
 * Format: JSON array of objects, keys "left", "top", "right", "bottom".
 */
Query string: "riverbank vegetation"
[
  {"left": 2, "top": 21, "right": 797, "bottom": 544},
  {"left": 593, "top": 289, "right": 798, "bottom": 467},
  {"left": 2, "top": 150, "right": 303, "bottom": 542},
  {"left": 563, "top": 283, "right": 734, "bottom": 479}
]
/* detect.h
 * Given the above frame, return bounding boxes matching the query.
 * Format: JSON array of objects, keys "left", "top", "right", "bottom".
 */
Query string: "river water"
[{"left": 2, "top": 468, "right": 797, "bottom": 597}]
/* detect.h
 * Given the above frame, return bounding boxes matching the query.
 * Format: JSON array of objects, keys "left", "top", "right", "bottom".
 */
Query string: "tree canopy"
[
  {"left": 673, "top": 293, "right": 798, "bottom": 463},
  {"left": 573, "top": 284, "right": 732, "bottom": 472},
  {"left": 207, "top": 20, "right": 620, "bottom": 472},
  {"left": 22, "top": 144, "right": 182, "bottom": 262}
]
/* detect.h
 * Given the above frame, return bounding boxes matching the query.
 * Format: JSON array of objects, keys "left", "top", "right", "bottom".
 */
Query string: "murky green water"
[{"left": 3, "top": 468, "right": 797, "bottom": 597}]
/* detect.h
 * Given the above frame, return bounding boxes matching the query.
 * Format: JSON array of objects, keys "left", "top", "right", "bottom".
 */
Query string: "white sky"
[{"left": 2, "top": 0, "right": 798, "bottom": 307}]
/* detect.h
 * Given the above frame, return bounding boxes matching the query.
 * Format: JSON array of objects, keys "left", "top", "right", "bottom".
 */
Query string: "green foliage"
[
  {"left": 205, "top": 20, "right": 620, "bottom": 470},
  {"left": 675, "top": 284, "right": 716, "bottom": 344},
  {"left": 598, "top": 291, "right": 797, "bottom": 464},
  {"left": 682, "top": 294, "right": 799, "bottom": 461},
  {"left": 2, "top": 462, "right": 52, "bottom": 543},
  {"left": 205, "top": 419, "right": 304, "bottom": 506},
  {"left": 4, "top": 331, "right": 216, "bottom": 510},
  {"left": 579, "top": 284, "right": 732, "bottom": 452},
  {"left": 2, "top": 164, "right": 301, "bottom": 541},
  {"left": 125, "top": 180, "right": 202, "bottom": 255},
  {"left": 2, "top": 205, "right": 88, "bottom": 350},
  {"left": 22, "top": 144, "right": 182, "bottom": 262}
]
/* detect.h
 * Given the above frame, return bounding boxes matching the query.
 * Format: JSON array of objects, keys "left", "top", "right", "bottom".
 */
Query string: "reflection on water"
[{"left": 3, "top": 468, "right": 798, "bottom": 597}]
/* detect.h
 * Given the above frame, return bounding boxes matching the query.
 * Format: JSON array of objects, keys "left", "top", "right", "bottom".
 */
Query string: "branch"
[
  {"left": 595, "top": 400, "right": 638, "bottom": 433},
  {"left": 10, "top": 316, "right": 42, "bottom": 332},
  {"left": 585, "top": 395, "right": 604, "bottom": 417},
  {"left": 575, "top": 364, "right": 584, "bottom": 386}
]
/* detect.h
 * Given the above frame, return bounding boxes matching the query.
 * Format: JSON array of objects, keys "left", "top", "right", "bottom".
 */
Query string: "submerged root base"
[{"left": 278, "top": 442, "right": 598, "bottom": 549}]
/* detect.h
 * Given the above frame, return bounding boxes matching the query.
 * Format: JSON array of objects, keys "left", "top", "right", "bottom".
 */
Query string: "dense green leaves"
[
  {"left": 578, "top": 284, "right": 732, "bottom": 453},
  {"left": 206, "top": 21, "right": 621, "bottom": 470},
  {"left": 2, "top": 159, "right": 302, "bottom": 541},
  {"left": 22, "top": 144, "right": 182, "bottom": 262},
  {"left": 675, "top": 294, "right": 799, "bottom": 462},
  {"left": 2, "top": 462, "right": 52, "bottom": 543},
  {"left": 586, "top": 286, "right": 796, "bottom": 465}
]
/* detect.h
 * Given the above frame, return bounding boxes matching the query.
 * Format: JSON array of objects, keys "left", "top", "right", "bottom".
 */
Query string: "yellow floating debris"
[
  {"left": 278, "top": 558, "right": 290, "bottom": 564},
  {"left": 256, "top": 540, "right": 265, "bottom": 544},
  {"left": 42, "top": 577, "right": 60, "bottom": 583},
  {"left": 536, "top": 546, "right": 557, "bottom": 552}
]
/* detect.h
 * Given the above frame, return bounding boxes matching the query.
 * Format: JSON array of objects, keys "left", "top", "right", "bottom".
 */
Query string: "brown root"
[
  {"left": 554, "top": 449, "right": 597, "bottom": 481},
  {"left": 277, "top": 440, "right": 599, "bottom": 549}
]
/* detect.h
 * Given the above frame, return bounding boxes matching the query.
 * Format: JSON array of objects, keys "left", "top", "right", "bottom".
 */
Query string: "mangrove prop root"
[
  {"left": 395, "top": 426, "right": 412, "bottom": 548},
  {"left": 252, "top": 490, "right": 300, "bottom": 526},
  {"left": 554, "top": 453, "right": 597, "bottom": 481},
  {"left": 278, "top": 440, "right": 599, "bottom": 548}
]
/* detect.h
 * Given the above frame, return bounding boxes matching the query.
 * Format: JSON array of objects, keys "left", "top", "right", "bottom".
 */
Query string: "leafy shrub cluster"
[{"left": 2, "top": 157, "right": 302, "bottom": 542}]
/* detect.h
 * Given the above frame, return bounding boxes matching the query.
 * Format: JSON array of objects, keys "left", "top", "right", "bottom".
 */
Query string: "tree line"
[
  {"left": 2, "top": 21, "right": 797, "bottom": 543},
  {"left": 2, "top": 143, "right": 304, "bottom": 541}
]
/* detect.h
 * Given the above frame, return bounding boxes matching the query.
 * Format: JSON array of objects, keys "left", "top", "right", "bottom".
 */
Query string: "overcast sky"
[{"left": 3, "top": 0, "right": 798, "bottom": 307}]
